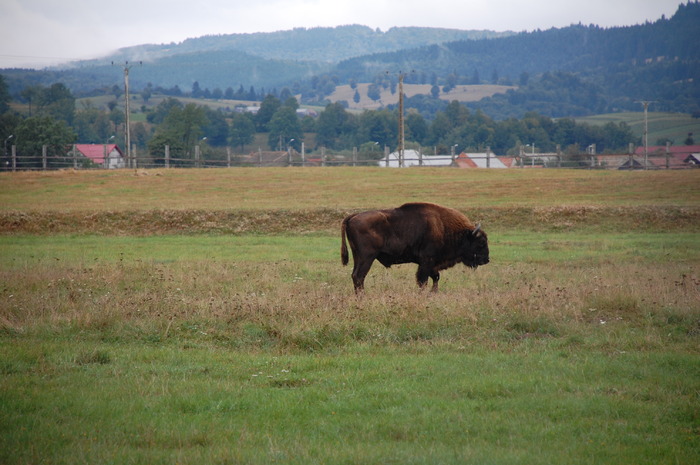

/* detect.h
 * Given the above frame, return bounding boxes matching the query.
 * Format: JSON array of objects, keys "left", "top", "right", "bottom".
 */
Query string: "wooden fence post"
[
  {"left": 42, "top": 145, "right": 47, "bottom": 170},
  {"left": 165, "top": 145, "right": 170, "bottom": 168}
]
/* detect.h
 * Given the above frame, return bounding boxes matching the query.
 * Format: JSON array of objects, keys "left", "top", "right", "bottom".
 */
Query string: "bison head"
[{"left": 462, "top": 224, "right": 490, "bottom": 269}]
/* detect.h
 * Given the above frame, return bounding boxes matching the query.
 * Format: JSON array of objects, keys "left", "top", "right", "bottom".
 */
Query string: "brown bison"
[{"left": 341, "top": 202, "right": 489, "bottom": 292}]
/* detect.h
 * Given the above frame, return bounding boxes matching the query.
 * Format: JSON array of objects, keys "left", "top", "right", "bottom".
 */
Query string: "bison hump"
[{"left": 398, "top": 202, "right": 472, "bottom": 230}]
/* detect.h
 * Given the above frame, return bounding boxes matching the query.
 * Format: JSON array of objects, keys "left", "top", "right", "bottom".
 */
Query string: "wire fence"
[{"left": 2, "top": 144, "right": 697, "bottom": 171}]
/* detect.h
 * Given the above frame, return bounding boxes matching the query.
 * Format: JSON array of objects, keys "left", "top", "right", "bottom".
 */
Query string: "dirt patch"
[{"left": 1, "top": 206, "right": 697, "bottom": 236}]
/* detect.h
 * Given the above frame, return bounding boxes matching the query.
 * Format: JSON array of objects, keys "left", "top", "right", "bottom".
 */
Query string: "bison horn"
[{"left": 473, "top": 223, "right": 482, "bottom": 234}]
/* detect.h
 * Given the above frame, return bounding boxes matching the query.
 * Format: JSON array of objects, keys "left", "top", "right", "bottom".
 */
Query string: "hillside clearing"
[{"left": 327, "top": 83, "right": 517, "bottom": 110}]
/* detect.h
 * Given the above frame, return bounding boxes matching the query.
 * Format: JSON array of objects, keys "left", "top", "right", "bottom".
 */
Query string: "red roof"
[
  {"left": 635, "top": 145, "right": 700, "bottom": 156},
  {"left": 75, "top": 144, "right": 123, "bottom": 164}
]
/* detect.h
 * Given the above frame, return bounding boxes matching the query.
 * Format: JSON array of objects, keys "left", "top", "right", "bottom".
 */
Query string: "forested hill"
[
  {"left": 334, "top": 1, "right": 700, "bottom": 116},
  {"left": 109, "top": 25, "right": 512, "bottom": 63},
  {"left": 1, "top": 25, "right": 511, "bottom": 95},
  {"left": 2, "top": 2, "right": 698, "bottom": 118}
]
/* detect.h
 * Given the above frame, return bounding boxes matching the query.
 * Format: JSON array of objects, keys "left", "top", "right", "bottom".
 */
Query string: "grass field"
[
  {"left": 327, "top": 83, "right": 517, "bottom": 111},
  {"left": 1, "top": 168, "right": 699, "bottom": 464},
  {"left": 575, "top": 112, "right": 700, "bottom": 146}
]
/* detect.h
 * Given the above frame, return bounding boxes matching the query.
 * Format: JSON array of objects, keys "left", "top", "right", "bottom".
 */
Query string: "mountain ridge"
[{"left": 2, "top": 3, "right": 698, "bottom": 117}]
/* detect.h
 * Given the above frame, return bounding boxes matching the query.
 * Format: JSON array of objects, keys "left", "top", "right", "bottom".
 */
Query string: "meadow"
[{"left": 0, "top": 168, "right": 699, "bottom": 464}]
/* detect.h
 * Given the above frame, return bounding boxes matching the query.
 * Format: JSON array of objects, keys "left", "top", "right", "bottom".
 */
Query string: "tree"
[
  {"left": 353, "top": 89, "right": 360, "bottom": 104},
  {"left": 20, "top": 85, "right": 42, "bottom": 116},
  {"left": 282, "top": 96, "right": 299, "bottom": 111},
  {"left": 131, "top": 122, "right": 149, "bottom": 149},
  {"left": 191, "top": 81, "right": 202, "bottom": 98},
  {"left": 73, "top": 101, "right": 112, "bottom": 143},
  {"left": 229, "top": 113, "right": 256, "bottom": 152},
  {"left": 0, "top": 75, "right": 10, "bottom": 114},
  {"left": 37, "top": 83, "right": 75, "bottom": 125},
  {"left": 111, "top": 84, "right": 122, "bottom": 100},
  {"left": 279, "top": 88, "right": 293, "bottom": 101},
  {"left": 471, "top": 69, "right": 481, "bottom": 85},
  {"left": 201, "top": 108, "right": 229, "bottom": 146},
  {"left": 367, "top": 84, "right": 381, "bottom": 102},
  {"left": 405, "top": 112, "right": 429, "bottom": 145},
  {"left": 356, "top": 110, "right": 395, "bottom": 149},
  {"left": 267, "top": 106, "right": 303, "bottom": 151},
  {"left": 146, "top": 98, "right": 183, "bottom": 124},
  {"left": 428, "top": 112, "right": 452, "bottom": 145},
  {"left": 15, "top": 116, "right": 76, "bottom": 168},
  {"left": 148, "top": 103, "right": 207, "bottom": 165},
  {"left": 255, "top": 94, "right": 281, "bottom": 131},
  {"left": 141, "top": 83, "right": 153, "bottom": 104},
  {"left": 519, "top": 72, "right": 530, "bottom": 87},
  {"left": 444, "top": 100, "right": 469, "bottom": 127},
  {"left": 317, "top": 102, "right": 353, "bottom": 149}
]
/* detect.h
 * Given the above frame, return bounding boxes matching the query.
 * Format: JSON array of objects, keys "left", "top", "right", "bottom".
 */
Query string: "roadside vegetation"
[{"left": 0, "top": 168, "right": 698, "bottom": 464}]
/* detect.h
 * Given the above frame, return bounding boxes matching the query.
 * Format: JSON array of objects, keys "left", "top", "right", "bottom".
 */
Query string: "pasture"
[{"left": 0, "top": 168, "right": 699, "bottom": 464}]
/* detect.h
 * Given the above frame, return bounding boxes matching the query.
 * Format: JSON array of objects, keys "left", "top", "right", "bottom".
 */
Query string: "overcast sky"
[{"left": 0, "top": 0, "right": 683, "bottom": 68}]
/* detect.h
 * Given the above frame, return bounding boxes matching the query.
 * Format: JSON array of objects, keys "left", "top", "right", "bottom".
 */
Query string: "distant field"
[
  {"left": 328, "top": 83, "right": 517, "bottom": 111},
  {"left": 2, "top": 167, "right": 698, "bottom": 212},
  {"left": 70, "top": 92, "right": 698, "bottom": 143},
  {"left": 575, "top": 111, "right": 700, "bottom": 145}
]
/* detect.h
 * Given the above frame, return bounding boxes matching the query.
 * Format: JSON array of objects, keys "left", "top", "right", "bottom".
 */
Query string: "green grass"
[
  {"left": 2, "top": 340, "right": 697, "bottom": 465},
  {"left": 1, "top": 232, "right": 699, "bottom": 464},
  {"left": 575, "top": 111, "right": 700, "bottom": 145},
  {"left": 1, "top": 232, "right": 697, "bottom": 268}
]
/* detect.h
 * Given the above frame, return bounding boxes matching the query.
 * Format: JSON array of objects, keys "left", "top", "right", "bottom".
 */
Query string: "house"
[
  {"left": 73, "top": 144, "right": 125, "bottom": 169},
  {"left": 296, "top": 108, "right": 318, "bottom": 118},
  {"left": 380, "top": 150, "right": 454, "bottom": 167},
  {"left": 634, "top": 145, "right": 700, "bottom": 168},
  {"left": 455, "top": 152, "right": 509, "bottom": 168},
  {"left": 684, "top": 153, "right": 700, "bottom": 165}
]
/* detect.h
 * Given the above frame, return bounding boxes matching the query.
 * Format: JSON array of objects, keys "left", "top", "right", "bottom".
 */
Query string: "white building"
[{"left": 380, "top": 150, "right": 454, "bottom": 168}]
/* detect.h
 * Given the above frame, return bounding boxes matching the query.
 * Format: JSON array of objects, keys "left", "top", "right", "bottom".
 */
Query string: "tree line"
[{"left": 1, "top": 74, "right": 642, "bottom": 169}]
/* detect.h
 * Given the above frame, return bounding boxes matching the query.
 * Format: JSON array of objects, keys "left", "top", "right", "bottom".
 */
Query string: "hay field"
[{"left": 327, "top": 83, "right": 517, "bottom": 110}]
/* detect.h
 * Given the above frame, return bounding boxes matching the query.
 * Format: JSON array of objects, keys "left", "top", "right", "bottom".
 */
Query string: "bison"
[{"left": 341, "top": 202, "right": 489, "bottom": 292}]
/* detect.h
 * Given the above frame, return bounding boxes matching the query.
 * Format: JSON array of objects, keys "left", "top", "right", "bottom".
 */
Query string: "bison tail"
[{"left": 341, "top": 217, "right": 350, "bottom": 266}]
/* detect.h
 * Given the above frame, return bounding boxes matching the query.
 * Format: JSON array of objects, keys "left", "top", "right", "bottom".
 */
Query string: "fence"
[{"left": 2, "top": 144, "right": 697, "bottom": 171}]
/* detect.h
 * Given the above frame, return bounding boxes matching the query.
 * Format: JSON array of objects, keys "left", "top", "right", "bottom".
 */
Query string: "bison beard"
[{"left": 341, "top": 202, "right": 489, "bottom": 293}]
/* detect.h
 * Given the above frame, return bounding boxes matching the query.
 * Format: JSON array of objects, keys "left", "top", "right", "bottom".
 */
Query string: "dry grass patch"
[
  {"left": 2, "top": 256, "right": 697, "bottom": 352},
  {"left": 1, "top": 168, "right": 698, "bottom": 213}
]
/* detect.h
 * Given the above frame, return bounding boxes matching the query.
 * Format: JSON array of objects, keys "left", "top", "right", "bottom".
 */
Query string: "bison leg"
[
  {"left": 430, "top": 271, "right": 440, "bottom": 292},
  {"left": 352, "top": 258, "right": 375, "bottom": 293},
  {"left": 415, "top": 265, "right": 431, "bottom": 290},
  {"left": 416, "top": 265, "right": 440, "bottom": 292}
]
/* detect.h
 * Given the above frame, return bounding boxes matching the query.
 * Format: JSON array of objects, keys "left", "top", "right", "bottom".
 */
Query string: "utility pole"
[
  {"left": 113, "top": 61, "right": 141, "bottom": 168},
  {"left": 636, "top": 100, "right": 655, "bottom": 170},
  {"left": 398, "top": 73, "right": 405, "bottom": 168},
  {"left": 387, "top": 70, "right": 412, "bottom": 167}
]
